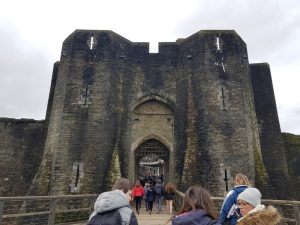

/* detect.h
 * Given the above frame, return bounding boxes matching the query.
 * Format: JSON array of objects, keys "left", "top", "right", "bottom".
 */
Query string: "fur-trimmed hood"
[{"left": 237, "top": 206, "right": 281, "bottom": 225}]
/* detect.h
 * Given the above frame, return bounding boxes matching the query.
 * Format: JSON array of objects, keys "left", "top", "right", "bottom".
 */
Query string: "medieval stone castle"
[{"left": 0, "top": 29, "right": 299, "bottom": 199}]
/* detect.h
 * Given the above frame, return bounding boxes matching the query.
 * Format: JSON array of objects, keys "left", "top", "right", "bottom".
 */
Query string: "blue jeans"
[{"left": 156, "top": 195, "right": 163, "bottom": 211}]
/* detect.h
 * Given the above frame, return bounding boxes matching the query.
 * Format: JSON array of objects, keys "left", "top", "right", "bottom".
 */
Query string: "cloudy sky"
[{"left": 0, "top": 0, "right": 299, "bottom": 134}]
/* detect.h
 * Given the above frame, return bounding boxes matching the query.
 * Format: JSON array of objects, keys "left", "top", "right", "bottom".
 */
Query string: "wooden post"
[
  {"left": 48, "top": 199, "right": 57, "bottom": 225},
  {"left": 293, "top": 204, "right": 300, "bottom": 225}
]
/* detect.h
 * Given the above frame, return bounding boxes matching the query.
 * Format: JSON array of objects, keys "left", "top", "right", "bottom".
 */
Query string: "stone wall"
[
  {"left": 0, "top": 118, "right": 45, "bottom": 196},
  {"left": 29, "top": 30, "right": 261, "bottom": 197},
  {"left": 282, "top": 133, "right": 300, "bottom": 199},
  {"left": 1, "top": 29, "right": 298, "bottom": 200},
  {"left": 250, "top": 63, "right": 296, "bottom": 199}
]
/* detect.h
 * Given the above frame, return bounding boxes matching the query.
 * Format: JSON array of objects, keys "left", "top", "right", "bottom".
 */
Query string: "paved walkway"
[
  {"left": 135, "top": 208, "right": 173, "bottom": 225},
  {"left": 67, "top": 206, "right": 174, "bottom": 225}
]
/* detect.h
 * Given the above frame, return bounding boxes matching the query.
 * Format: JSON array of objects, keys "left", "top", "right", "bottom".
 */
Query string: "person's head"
[
  {"left": 112, "top": 178, "right": 131, "bottom": 194},
  {"left": 135, "top": 180, "right": 141, "bottom": 187},
  {"left": 237, "top": 187, "right": 262, "bottom": 216},
  {"left": 179, "top": 185, "right": 218, "bottom": 219},
  {"left": 234, "top": 173, "right": 251, "bottom": 186},
  {"left": 165, "top": 182, "right": 176, "bottom": 193}
]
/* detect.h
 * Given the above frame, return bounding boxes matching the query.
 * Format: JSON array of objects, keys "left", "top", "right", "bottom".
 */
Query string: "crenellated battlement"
[{"left": 0, "top": 29, "right": 297, "bottom": 200}]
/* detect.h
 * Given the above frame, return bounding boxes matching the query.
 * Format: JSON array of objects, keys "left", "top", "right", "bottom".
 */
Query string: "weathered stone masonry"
[{"left": 0, "top": 29, "right": 298, "bottom": 200}]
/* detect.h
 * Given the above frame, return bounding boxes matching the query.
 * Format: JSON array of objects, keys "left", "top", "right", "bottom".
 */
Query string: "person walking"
[
  {"left": 144, "top": 182, "right": 150, "bottom": 211},
  {"left": 164, "top": 182, "right": 176, "bottom": 214},
  {"left": 219, "top": 173, "right": 250, "bottom": 225},
  {"left": 171, "top": 185, "right": 221, "bottom": 225},
  {"left": 154, "top": 178, "right": 164, "bottom": 213},
  {"left": 131, "top": 180, "right": 144, "bottom": 215},
  {"left": 237, "top": 187, "right": 281, "bottom": 225},
  {"left": 146, "top": 184, "right": 156, "bottom": 214},
  {"left": 88, "top": 178, "right": 138, "bottom": 225}
]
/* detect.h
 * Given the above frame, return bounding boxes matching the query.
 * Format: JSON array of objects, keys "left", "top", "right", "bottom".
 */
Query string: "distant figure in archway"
[
  {"left": 164, "top": 182, "right": 176, "bottom": 214},
  {"left": 146, "top": 184, "right": 156, "bottom": 214},
  {"left": 132, "top": 180, "right": 144, "bottom": 215},
  {"left": 154, "top": 178, "right": 164, "bottom": 213}
]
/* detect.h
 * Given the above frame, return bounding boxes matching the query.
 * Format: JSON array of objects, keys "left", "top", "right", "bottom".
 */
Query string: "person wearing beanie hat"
[
  {"left": 219, "top": 173, "right": 251, "bottom": 225},
  {"left": 237, "top": 187, "right": 262, "bottom": 209},
  {"left": 236, "top": 187, "right": 281, "bottom": 225}
]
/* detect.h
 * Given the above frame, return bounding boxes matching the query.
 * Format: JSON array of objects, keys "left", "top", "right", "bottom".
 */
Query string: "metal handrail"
[
  {"left": 0, "top": 193, "right": 299, "bottom": 224},
  {"left": 0, "top": 194, "right": 98, "bottom": 225}
]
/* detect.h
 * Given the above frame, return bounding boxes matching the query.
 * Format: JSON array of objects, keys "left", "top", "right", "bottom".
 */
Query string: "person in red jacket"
[{"left": 131, "top": 180, "right": 144, "bottom": 215}]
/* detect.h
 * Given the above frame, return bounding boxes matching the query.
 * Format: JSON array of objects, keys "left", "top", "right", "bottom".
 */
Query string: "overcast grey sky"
[{"left": 0, "top": 0, "right": 299, "bottom": 134}]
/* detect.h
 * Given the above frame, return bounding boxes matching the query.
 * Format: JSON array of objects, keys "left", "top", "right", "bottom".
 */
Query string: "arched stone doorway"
[
  {"left": 128, "top": 96, "right": 175, "bottom": 183},
  {"left": 135, "top": 139, "right": 169, "bottom": 181}
]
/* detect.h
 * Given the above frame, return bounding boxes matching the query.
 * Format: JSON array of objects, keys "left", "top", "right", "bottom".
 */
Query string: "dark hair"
[
  {"left": 135, "top": 180, "right": 141, "bottom": 186},
  {"left": 112, "top": 178, "right": 131, "bottom": 193},
  {"left": 178, "top": 185, "right": 218, "bottom": 219}
]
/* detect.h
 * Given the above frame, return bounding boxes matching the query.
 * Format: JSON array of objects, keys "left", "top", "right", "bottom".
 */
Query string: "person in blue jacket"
[{"left": 219, "top": 173, "right": 250, "bottom": 225}]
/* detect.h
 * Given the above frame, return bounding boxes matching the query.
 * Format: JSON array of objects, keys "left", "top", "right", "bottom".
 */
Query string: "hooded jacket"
[
  {"left": 88, "top": 190, "right": 138, "bottom": 225},
  {"left": 171, "top": 209, "right": 222, "bottom": 225},
  {"left": 219, "top": 185, "right": 249, "bottom": 225},
  {"left": 237, "top": 205, "right": 281, "bottom": 225}
]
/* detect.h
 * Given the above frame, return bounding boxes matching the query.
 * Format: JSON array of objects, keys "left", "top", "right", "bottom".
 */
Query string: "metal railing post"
[
  {"left": 48, "top": 199, "right": 58, "bottom": 225},
  {"left": 0, "top": 200, "right": 4, "bottom": 225},
  {"left": 293, "top": 204, "right": 300, "bottom": 225}
]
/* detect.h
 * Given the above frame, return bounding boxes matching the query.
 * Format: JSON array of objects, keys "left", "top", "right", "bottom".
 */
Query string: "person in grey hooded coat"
[{"left": 88, "top": 178, "right": 138, "bottom": 225}]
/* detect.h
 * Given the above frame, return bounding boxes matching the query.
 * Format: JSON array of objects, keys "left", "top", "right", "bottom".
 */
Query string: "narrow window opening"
[
  {"left": 224, "top": 168, "right": 229, "bottom": 192},
  {"left": 216, "top": 36, "right": 221, "bottom": 51},
  {"left": 258, "top": 120, "right": 264, "bottom": 136},
  {"left": 83, "top": 85, "right": 90, "bottom": 105},
  {"left": 90, "top": 35, "right": 95, "bottom": 50},
  {"left": 221, "top": 87, "right": 226, "bottom": 108},
  {"left": 221, "top": 62, "right": 226, "bottom": 72},
  {"left": 75, "top": 165, "right": 80, "bottom": 187},
  {"left": 149, "top": 42, "right": 159, "bottom": 53}
]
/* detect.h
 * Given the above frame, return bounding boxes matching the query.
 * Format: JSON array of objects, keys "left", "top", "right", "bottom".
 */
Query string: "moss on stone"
[
  {"left": 254, "top": 146, "right": 272, "bottom": 197},
  {"left": 282, "top": 132, "right": 300, "bottom": 145},
  {"left": 105, "top": 144, "right": 121, "bottom": 190},
  {"left": 182, "top": 77, "right": 199, "bottom": 189}
]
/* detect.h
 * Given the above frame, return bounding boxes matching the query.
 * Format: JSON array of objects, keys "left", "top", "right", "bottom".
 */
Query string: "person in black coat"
[{"left": 146, "top": 184, "right": 156, "bottom": 214}]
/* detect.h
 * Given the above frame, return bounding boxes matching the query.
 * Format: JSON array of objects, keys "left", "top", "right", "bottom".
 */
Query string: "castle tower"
[{"left": 30, "top": 30, "right": 262, "bottom": 196}]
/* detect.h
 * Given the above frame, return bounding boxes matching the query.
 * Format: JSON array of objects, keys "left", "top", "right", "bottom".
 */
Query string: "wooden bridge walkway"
[
  {"left": 1, "top": 194, "right": 299, "bottom": 225},
  {"left": 69, "top": 206, "right": 173, "bottom": 225},
  {"left": 135, "top": 208, "right": 173, "bottom": 225}
]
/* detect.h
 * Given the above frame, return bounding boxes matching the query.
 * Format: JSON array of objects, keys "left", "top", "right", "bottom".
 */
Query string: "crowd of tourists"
[{"left": 87, "top": 173, "right": 282, "bottom": 225}]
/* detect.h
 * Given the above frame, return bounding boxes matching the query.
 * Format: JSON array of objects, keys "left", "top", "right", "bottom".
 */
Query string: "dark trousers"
[
  {"left": 148, "top": 201, "right": 154, "bottom": 212},
  {"left": 135, "top": 196, "right": 142, "bottom": 211},
  {"left": 145, "top": 199, "right": 149, "bottom": 210}
]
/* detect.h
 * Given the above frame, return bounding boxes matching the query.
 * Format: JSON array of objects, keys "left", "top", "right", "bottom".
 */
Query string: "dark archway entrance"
[{"left": 135, "top": 139, "right": 169, "bottom": 181}]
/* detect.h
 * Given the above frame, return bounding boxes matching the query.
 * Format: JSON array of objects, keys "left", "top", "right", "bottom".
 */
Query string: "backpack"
[{"left": 88, "top": 207, "right": 131, "bottom": 225}]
